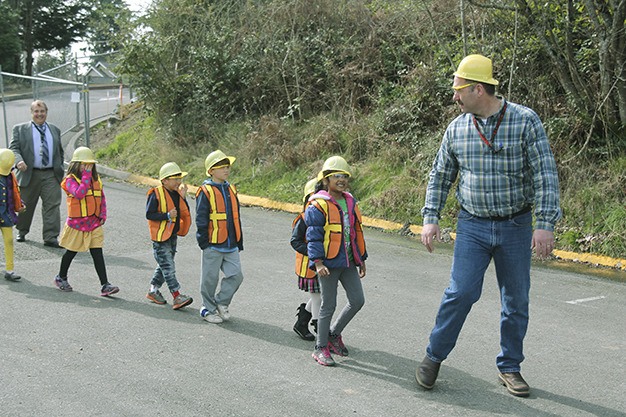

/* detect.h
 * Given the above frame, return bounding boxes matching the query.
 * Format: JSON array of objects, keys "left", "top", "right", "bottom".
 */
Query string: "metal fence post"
[
  {"left": 83, "top": 76, "right": 90, "bottom": 147},
  {"left": 0, "top": 66, "right": 8, "bottom": 147},
  {"left": 75, "top": 54, "right": 80, "bottom": 127}
]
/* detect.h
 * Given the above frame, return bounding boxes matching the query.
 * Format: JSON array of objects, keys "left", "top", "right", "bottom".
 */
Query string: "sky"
[
  {"left": 125, "top": 0, "right": 152, "bottom": 14},
  {"left": 70, "top": 0, "right": 152, "bottom": 58}
]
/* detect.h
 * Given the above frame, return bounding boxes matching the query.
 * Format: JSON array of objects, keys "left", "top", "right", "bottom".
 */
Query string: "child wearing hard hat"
[
  {"left": 290, "top": 178, "right": 321, "bottom": 341},
  {"left": 145, "top": 162, "right": 193, "bottom": 310},
  {"left": 55, "top": 147, "right": 120, "bottom": 296},
  {"left": 195, "top": 150, "right": 244, "bottom": 324},
  {"left": 0, "top": 149, "right": 26, "bottom": 281},
  {"left": 305, "top": 156, "right": 367, "bottom": 366}
]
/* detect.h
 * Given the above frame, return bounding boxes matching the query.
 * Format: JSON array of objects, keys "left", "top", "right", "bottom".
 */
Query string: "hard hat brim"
[
  {"left": 453, "top": 72, "right": 499, "bottom": 86},
  {"left": 206, "top": 156, "right": 236, "bottom": 174},
  {"left": 162, "top": 171, "right": 188, "bottom": 180}
]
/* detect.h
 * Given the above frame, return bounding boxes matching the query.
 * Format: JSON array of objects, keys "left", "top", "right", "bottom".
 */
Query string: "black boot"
[
  {"left": 293, "top": 303, "right": 314, "bottom": 341},
  {"left": 311, "top": 319, "right": 318, "bottom": 335}
]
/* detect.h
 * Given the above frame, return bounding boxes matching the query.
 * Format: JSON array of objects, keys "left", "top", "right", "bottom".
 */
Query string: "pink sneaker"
[
  {"left": 54, "top": 275, "right": 73, "bottom": 292},
  {"left": 312, "top": 346, "right": 335, "bottom": 366},
  {"left": 101, "top": 283, "right": 119, "bottom": 296},
  {"left": 328, "top": 334, "right": 349, "bottom": 356}
]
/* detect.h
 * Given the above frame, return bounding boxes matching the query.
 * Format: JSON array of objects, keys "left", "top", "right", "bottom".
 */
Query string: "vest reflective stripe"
[
  {"left": 353, "top": 204, "right": 366, "bottom": 256},
  {"left": 154, "top": 187, "right": 169, "bottom": 240},
  {"left": 312, "top": 198, "right": 366, "bottom": 261},
  {"left": 9, "top": 172, "right": 24, "bottom": 212},
  {"left": 147, "top": 185, "right": 191, "bottom": 242},
  {"left": 62, "top": 175, "right": 102, "bottom": 218},
  {"left": 311, "top": 199, "right": 343, "bottom": 260},
  {"left": 292, "top": 212, "right": 316, "bottom": 279},
  {"left": 198, "top": 184, "right": 241, "bottom": 244}
]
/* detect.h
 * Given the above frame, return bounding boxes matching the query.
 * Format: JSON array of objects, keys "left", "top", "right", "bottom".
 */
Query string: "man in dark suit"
[{"left": 9, "top": 100, "right": 64, "bottom": 247}]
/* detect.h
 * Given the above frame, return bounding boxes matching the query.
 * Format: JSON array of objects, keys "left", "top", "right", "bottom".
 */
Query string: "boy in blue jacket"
[{"left": 195, "top": 150, "right": 244, "bottom": 324}]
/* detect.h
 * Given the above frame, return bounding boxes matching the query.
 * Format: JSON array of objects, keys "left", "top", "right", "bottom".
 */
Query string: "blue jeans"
[
  {"left": 426, "top": 209, "right": 532, "bottom": 373},
  {"left": 150, "top": 237, "right": 181, "bottom": 293}
]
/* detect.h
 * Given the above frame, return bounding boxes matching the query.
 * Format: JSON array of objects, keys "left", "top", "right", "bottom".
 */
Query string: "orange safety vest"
[
  {"left": 61, "top": 174, "right": 103, "bottom": 218},
  {"left": 292, "top": 212, "right": 316, "bottom": 279},
  {"left": 147, "top": 185, "right": 191, "bottom": 242},
  {"left": 197, "top": 183, "right": 242, "bottom": 244},
  {"left": 311, "top": 198, "right": 366, "bottom": 261},
  {"left": 8, "top": 172, "right": 24, "bottom": 213}
]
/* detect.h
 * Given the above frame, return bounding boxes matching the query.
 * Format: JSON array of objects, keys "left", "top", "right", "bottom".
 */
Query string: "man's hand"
[
  {"left": 421, "top": 223, "right": 441, "bottom": 253},
  {"left": 16, "top": 161, "right": 27, "bottom": 172},
  {"left": 532, "top": 229, "right": 555, "bottom": 259}
]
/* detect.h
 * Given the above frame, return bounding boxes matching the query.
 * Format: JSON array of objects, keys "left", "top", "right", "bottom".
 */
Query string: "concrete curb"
[{"left": 68, "top": 123, "right": 626, "bottom": 272}]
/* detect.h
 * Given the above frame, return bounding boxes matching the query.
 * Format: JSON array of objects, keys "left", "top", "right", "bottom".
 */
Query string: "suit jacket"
[{"left": 9, "top": 121, "right": 65, "bottom": 186}]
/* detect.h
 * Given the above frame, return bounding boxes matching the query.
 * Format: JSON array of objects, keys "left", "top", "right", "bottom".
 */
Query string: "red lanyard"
[{"left": 472, "top": 102, "right": 507, "bottom": 153}]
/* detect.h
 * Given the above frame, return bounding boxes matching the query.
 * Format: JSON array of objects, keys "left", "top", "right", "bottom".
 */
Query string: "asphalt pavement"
[{"left": 1, "top": 177, "right": 625, "bottom": 417}]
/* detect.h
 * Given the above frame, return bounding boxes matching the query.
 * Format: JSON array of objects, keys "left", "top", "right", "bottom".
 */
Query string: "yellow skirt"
[{"left": 59, "top": 225, "right": 104, "bottom": 252}]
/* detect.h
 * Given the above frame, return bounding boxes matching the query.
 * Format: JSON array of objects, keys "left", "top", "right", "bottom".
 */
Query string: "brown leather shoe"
[
  {"left": 415, "top": 356, "right": 441, "bottom": 390},
  {"left": 499, "top": 372, "right": 530, "bottom": 397}
]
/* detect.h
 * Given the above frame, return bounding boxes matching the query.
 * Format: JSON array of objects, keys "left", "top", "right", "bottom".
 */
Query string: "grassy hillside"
[{"left": 92, "top": 104, "right": 625, "bottom": 260}]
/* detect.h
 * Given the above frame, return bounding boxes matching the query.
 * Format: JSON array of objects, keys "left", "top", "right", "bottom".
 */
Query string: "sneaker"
[
  {"left": 146, "top": 290, "right": 167, "bottom": 305},
  {"left": 328, "top": 333, "right": 349, "bottom": 356},
  {"left": 217, "top": 305, "right": 231, "bottom": 321},
  {"left": 54, "top": 275, "right": 73, "bottom": 292},
  {"left": 101, "top": 283, "right": 119, "bottom": 297},
  {"left": 4, "top": 271, "right": 21, "bottom": 282},
  {"left": 201, "top": 307, "right": 223, "bottom": 324},
  {"left": 173, "top": 294, "right": 193, "bottom": 310},
  {"left": 312, "top": 346, "right": 335, "bottom": 366}
]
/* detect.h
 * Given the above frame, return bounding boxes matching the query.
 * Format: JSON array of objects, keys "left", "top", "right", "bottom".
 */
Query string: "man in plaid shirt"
[{"left": 415, "top": 54, "right": 561, "bottom": 397}]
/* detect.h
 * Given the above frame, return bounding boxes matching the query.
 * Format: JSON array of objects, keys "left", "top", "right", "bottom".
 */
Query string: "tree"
[
  {"left": 0, "top": 2, "right": 21, "bottom": 73},
  {"left": 467, "top": 0, "right": 626, "bottom": 143},
  {"left": 17, "top": 0, "right": 90, "bottom": 75},
  {"left": 84, "top": 0, "right": 133, "bottom": 55}
]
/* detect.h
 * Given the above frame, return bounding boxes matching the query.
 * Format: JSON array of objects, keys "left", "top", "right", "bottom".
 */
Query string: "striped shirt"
[{"left": 422, "top": 98, "right": 561, "bottom": 231}]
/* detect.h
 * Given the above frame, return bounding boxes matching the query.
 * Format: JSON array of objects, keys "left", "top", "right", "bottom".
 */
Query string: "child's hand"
[
  {"left": 168, "top": 208, "right": 178, "bottom": 219},
  {"left": 358, "top": 262, "right": 366, "bottom": 278},
  {"left": 315, "top": 261, "right": 329, "bottom": 277},
  {"left": 179, "top": 183, "right": 188, "bottom": 198}
]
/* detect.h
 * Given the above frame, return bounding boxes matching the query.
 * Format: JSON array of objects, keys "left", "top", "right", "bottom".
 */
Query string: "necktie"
[{"left": 38, "top": 124, "right": 49, "bottom": 166}]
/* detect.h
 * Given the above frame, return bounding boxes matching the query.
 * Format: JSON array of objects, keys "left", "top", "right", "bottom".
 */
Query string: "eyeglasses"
[
  {"left": 452, "top": 82, "right": 476, "bottom": 91},
  {"left": 329, "top": 174, "right": 349, "bottom": 179}
]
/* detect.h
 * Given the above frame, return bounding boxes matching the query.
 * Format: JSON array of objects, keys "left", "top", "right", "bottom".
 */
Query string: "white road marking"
[{"left": 566, "top": 295, "right": 606, "bottom": 305}]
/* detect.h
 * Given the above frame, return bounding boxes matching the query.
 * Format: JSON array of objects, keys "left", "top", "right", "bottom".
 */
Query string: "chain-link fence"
[
  {"left": 0, "top": 69, "right": 84, "bottom": 148},
  {"left": 1, "top": 55, "right": 130, "bottom": 148}
]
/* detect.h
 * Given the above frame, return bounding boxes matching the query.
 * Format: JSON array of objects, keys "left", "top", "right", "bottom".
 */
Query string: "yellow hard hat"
[
  {"left": 71, "top": 146, "right": 97, "bottom": 163},
  {"left": 453, "top": 54, "right": 499, "bottom": 86},
  {"left": 302, "top": 178, "right": 317, "bottom": 202},
  {"left": 317, "top": 155, "right": 351, "bottom": 181},
  {"left": 205, "top": 150, "right": 236, "bottom": 175},
  {"left": 159, "top": 162, "right": 188, "bottom": 181},
  {"left": 0, "top": 149, "right": 15, "bottom": 176}
]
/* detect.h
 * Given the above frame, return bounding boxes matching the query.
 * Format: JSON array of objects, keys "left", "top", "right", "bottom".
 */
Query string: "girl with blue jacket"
[{"left": 305, "top": 156, "right": 367, "bottom": 366}]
